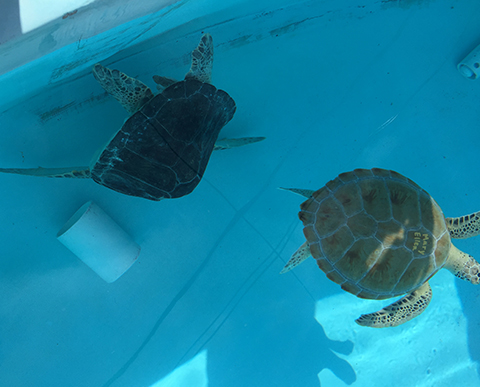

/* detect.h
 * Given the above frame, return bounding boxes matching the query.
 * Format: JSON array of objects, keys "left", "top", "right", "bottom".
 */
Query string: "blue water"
[{"left": 1, "top": 1, "right": 480, "bottom": 386}]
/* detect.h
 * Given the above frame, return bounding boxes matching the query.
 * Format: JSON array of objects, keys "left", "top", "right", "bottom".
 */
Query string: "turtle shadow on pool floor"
[{"left": 204, "top": 290, "right": 356, "bottom": 387}]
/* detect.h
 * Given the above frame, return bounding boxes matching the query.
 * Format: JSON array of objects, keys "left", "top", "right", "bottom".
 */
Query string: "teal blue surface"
[{"left": 0, "top": 1, "right": 479, "bottom": 386}]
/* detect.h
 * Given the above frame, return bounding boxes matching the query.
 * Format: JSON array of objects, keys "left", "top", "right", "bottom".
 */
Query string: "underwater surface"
[{"left": 1, "top": 0, "right": 480, "bottom": 386}]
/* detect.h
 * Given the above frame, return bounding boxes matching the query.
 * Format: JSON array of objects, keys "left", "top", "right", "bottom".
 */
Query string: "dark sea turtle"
[
  {"left": 281, "top": 168, "right": 480, "bottom": 328},
  {"left": 0, "top": 33, "right": 264, "bottom": 200}
]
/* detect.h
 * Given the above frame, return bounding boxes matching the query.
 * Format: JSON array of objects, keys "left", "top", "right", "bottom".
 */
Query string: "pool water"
[{"left": 0, "top": 1, "right": 479, "bottom": 386}]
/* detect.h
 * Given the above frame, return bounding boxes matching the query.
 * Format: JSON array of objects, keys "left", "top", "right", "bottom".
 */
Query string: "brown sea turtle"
[
  {"left": 281, "top": 168, "right": 480, "bottom": 328},
  {"left": 0, "top": 33, "right": 264, "bottom": 200}
]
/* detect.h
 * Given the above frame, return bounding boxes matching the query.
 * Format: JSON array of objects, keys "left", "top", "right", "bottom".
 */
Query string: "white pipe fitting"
[
  {"left": 458, "top": 43, "right": 480, "bottom": 80},
  {"left": 57, "top": 201, "right": 141, "bottom": 283}
]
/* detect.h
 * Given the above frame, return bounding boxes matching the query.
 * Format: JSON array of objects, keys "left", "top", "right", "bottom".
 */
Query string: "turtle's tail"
[{"left": 0, "top": 166, "right": 91, "bottom": 178}]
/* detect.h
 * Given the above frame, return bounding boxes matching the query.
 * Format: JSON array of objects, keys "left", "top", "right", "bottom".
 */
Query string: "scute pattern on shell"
[
  {"left": 299, "top": 168, "right": 451, "bottom": 300},
  {"left": 91, "top": 79, "right": 236, "bottom": 201}
]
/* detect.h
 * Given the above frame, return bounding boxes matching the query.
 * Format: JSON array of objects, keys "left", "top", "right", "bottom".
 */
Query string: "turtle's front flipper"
[
  {"left": 0, "top": 167, "right": 90, "bottom": 178},
  {"left": 280, "top": 241, "right": 311, "bottom": 274},
  {"left": 92, "top": 64, "right": 154, "bottom": 114},
  {"left": 446, "top": 211, "right": 480, "bottom": 238},
  {"left": 213, "top": 137, "right": 265, "bottom": 150},
  {"left": 185, "top": 33, "right": 213, "bottom": 84},
  {"left": 355, "top": 282, "right": 432, "bottom": 328}
]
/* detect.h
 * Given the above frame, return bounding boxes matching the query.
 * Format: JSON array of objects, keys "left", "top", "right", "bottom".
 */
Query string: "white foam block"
[{"left": 57, "top": 201, "right": 141, "bottom": 283}]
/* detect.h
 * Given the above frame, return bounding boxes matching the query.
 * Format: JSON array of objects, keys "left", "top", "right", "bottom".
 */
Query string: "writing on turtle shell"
[{"left": 413, "top": 232, "right": 429, "bottom": 254}]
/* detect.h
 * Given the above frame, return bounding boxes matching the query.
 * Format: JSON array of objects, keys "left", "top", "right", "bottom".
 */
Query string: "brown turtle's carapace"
[{"left": 281, "top": 168, "right": 480, "bottom": 328}]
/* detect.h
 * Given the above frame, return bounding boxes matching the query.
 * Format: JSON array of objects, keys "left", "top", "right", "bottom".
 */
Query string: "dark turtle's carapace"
[
  {"left": 0, "top": 33, "right": 265, "bottom": 201},
  {"left": 91, "top": 79, "right": 236, "bottom": 200}
]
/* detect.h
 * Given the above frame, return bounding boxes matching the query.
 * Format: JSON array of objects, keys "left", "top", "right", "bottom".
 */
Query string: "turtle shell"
[
  {"left": 90, "top": 79, "right": 236, "bottom": 201},
  {"left": 300, "top": 168, "right": 451, "bottom": 300}
]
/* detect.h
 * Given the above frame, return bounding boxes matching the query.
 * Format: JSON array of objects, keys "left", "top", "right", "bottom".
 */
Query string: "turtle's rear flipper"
[
  {"left": 213, "top": 137, "right": 266, "bottom": 151},
  {"left": 355, "top": 282, "right": 432, "bottom": 328},
  {"left": 446, "top": 211, "right": 480, "bottom": 238},
  {"left": 0, "top": 167, "right": 90, "bottom": 178},
  {"left": 92, "top": 64, "right": 154, "bottom": 114}
]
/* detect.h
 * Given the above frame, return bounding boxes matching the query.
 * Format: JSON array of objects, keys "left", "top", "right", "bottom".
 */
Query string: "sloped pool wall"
[{"left": 1, "top": 1, "right": 480, "bottom": 386}]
